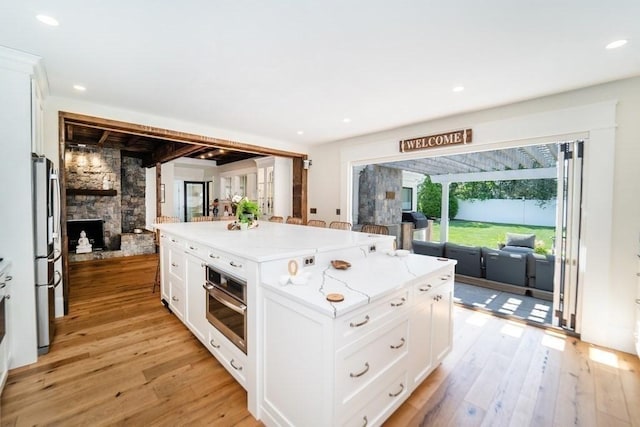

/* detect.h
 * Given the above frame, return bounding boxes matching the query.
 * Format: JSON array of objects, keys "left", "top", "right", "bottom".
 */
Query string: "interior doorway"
[
  {"left": 351, "top": 140, "right": 585, "bottom": 333},
  {"left": 183, "top": 181, "right": 210, "bottom": 221}
]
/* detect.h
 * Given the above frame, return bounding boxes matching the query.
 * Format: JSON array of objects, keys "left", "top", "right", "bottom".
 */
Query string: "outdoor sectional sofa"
[{"left": 412, "top": 234, "right": 555, "bottom": 293}]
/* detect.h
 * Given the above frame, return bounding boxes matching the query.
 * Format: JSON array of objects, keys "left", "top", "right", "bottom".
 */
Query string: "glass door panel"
[{"left": 184, "top": 181, "right": 208, "bottom": 222}]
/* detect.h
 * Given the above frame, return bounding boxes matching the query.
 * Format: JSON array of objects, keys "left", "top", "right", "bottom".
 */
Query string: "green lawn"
[{"left": 429, "top": 220, "right": 555, "bottom": 251}]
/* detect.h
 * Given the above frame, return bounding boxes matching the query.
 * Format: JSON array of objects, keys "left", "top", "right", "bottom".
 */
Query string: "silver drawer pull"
[
  {"left": 419, "top": 284, "right": 432, "bottom": 292},
  {"left": 636, "top": 299, "right": 640, "bottom": 305},
  {"left": 350, "top": 362, "right": 370, "bottom": 378},
  {"left": 433, "top": 295, "right": 441, "bottom": 301},
  {"left": 230, "top": 359, "right": 243, "bottom": 371},
  {"left": 5, "top": 275, "right": 12, "bottom": 282},
  {"left": 391, "top": 297, "right": 406, "bottom": 307},
  {"left": 390, "top": 337, "right": 406, "bottom": 350},
  {"left": 209, "top": 339, "right": 220, "bottom": 349},
  {"left": 171, "top": 238, "right": 177, "bottom": 243},
  {"left": 361, "top": 416, "right": 368, "bottom": 427},
  {"left": 350, "top": 315, "right": 370, "bottom": 328},
  {"left": 172, "top": 296, "right": 179, "bottom": 302},
  {"left": 171, "top": 262, "right": 178, "bottom": 267},
  {"left": 388, "top": 383, "right": 404, "bottom": 397},
  {"left": 209, "top": 253, "right": 220, "bottom": 259},
  {"left": 230, "top": 261, "right": 242, "bottom": 268},
  {"left": 189, "top": 245, "right": 196, "bottom": 250},
  {"left": 440, "top": 274, "right": 451, "bottom": 280}
]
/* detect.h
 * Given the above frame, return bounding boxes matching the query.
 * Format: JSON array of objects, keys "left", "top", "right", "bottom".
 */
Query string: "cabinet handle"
[
  {"left": 388, "top": 383, "right": 405, "bottom": 397},
  {"left": 171, "top": 262, "right": 178, "bottom": 267},
  {"left": 390, "top": 337, "right": 406, "bottom": 350},
  {"left": 172, "top": 296, "right": 179, "bottom": 302},
  {"left": 440, "top": 274, "right": 451, "bottom": 280},
  {"left": 230, "top": 261, "right": 242, "bottom": 268},
  {"left": 209, "top": 253, "right": 220, "bottom": 259},
  {"left": 209, "top": 339, "right": 220, "bottom": 349},
  {"left": 5, "top": 294, "right": 10, "bottom": 300},
  {"left": 5, "top": 275, "right": 12, "bottom": 282},
  {"left": 189, "top": 245, "right": 196, "bottom": 250},
  {"left": 636, "top": 299, "right": 640, "bottom": 305},
  {"left": 419, "top": 284, "right": 432, "bottom": 292},
  {"left": 391, "top": 297, "right": 406, "bottom": 307},
  {"left": 361, "top": 416, "right": 368, "bottom": 427},
  {"left": 230, "top": 359, "right": 243, "bottom": 371},
  {"left": 171, "top": 238, "right": 177, "bottom": 243},
  {"left": 350, "top": 315, "right": 370, "bottom": 328},
  {"left": 0, "top": 284, "right": 5, "bottom": 289},
  {"left": 160, "top": 233, "right": 166, "bottom": 238},
  {"left": 350, "top": 362, "right": 370, "bottom": 378}
]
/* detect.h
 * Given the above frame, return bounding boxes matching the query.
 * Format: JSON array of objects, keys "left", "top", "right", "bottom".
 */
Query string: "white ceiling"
[{"left": 1, "top": 1, "right": 639, "bottom": 146}]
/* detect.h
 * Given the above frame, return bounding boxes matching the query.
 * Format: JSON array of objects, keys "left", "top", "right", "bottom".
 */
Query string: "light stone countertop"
[
  {"left": 260, "top": 247, "right": 457, "bottom": 317},
  {"left": 154, "top": 220, "right": 395, "bottom": 262}
]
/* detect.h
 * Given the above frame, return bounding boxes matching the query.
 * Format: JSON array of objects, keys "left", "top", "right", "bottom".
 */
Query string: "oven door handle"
[{"left": 209, "top": 287, "right": 246, "bottom": 315}]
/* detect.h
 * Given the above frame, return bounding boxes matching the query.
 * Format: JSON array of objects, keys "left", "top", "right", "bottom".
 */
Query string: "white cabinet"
[
  {"left": 635, "top": 257, "right": 640, "bottom": 358},
  {"left": 260, "top": 285, "right": 441, "bottom": 427},
  {"left": 206, "top": 325, "right": 248, "bottom": 388},
  {"left": 255, "top": 156, "right": 292, "bottom": 219},
  {"left": 410, "top": 267, "right": 454, "bottom": 387},
  {"left": 160, "top": 233, "right": 186, "bottom": 320},
  {"left": 0, "top": 261, "right": 12, "bottom": 394},
  {"left": 185, "top": 253, "right": 207, "bottom": 343}
]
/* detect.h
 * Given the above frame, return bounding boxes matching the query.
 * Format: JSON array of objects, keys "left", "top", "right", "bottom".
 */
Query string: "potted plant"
[{"left": 235, "top": 197, "right": 260, "bottom": 228}]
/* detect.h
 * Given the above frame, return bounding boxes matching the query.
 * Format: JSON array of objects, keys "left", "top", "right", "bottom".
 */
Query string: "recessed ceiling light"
[
  {"left": 606, "top": 39, "right": 627, "bottom": 49},
  {"left": 343, "top": 118, "right": 351, "bottom": 123},
  {"left": 219, "top": 149, "right": 225, "bottom": 153},
  {"left": 207, "top": 153, "right": 213, "bottom": 157},
  {"left": 297, "top": 131, "right": 304, "bottom": 135},
  {"left": 73, "top": 85, "right": 86, "bottom": 92},
  {"left": 452, "top": 86, "right": 465, "bottom": 93},
  {"left": 36, "top": 14, "right": 59, "bottom": 26}
]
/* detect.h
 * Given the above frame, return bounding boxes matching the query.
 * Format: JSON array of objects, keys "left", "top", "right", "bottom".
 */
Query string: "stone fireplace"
[{"left": 65, "top": 146, "right": 154, "bottom": 261}]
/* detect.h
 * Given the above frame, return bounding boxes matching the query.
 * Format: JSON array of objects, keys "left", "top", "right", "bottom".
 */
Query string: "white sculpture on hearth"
[{"left": 76, "top": 230, "right": 92, "bottom": 254}]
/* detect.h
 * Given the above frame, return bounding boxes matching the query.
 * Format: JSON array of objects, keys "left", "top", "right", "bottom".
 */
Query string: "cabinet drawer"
[
  {"left": 184, "top": 240, "right": 207, "bottom": 260},
  {"left": 336, "top": 318, "right": 409, "bottom": 406},
  {"left": 207, "top": 326, "right": 247, "bottom": 389},
  {"left": 342, "top": 370, "right": 408, "bottom": 427},
  {"left": 336, "top": 289, "right": 409, "bottom": 348},
  {"left": 169, "top": 279, "right": 185, "bottom": 320},
  {"left": 414, "top": 269, "right": 453, "bottom": 302},
  {"left": 205, "top": 249, "right": 246, "bottom": 279},
  {"left": 169, "top": 249, "right": 185, "bottom": 279}
]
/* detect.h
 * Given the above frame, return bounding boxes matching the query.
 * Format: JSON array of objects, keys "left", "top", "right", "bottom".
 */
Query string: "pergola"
[{"left": 380, "top": 143, "right": 559, "bottom": 242}]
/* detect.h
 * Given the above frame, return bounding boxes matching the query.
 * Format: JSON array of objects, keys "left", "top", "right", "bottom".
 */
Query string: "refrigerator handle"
[{"left": 51, "top": 169, "right": 61, "bottom": 241}]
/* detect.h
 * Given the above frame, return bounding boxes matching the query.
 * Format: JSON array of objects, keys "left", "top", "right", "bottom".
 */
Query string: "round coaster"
[{"left": 326, "top": 293, "right": 345, "bottom": 302}]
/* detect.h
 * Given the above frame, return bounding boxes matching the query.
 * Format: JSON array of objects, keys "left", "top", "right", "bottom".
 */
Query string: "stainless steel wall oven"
[{"left": 204, "top": 265, "right": 247, "bottom": 354}]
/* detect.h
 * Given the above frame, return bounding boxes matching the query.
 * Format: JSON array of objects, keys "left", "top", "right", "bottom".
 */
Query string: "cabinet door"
[
  {"left": 409, "top": 297, "right": 434, "bottom": 387},
  {"left": 160, "top": 235, "right": 170, "bottom": 301},
  {"left": 431, "top": 281, "right": 453, "bottom": 364},
  {"left": 185, "top": 254, "right": 207, "bottom": 343}
]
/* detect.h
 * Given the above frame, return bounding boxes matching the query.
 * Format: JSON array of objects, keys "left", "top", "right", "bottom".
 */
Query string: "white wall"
[
  {"left": 310, "top": 76, "right": 640, "bottom": 354},
  {"left": 456, "top": 199, "right": 557, "bottom": 227},
  {"left": 0, "top": 49, "right": 42, "bottom": 368}
]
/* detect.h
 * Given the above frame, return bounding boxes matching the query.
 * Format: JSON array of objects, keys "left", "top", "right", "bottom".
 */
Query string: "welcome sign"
[{"left": 399, "top": 129, "right": 472, "bottom": 153}]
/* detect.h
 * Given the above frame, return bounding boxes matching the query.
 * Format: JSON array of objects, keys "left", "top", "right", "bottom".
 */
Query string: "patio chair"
[{"left": 191, "top": 215, "right": 214, "bottom": 222}]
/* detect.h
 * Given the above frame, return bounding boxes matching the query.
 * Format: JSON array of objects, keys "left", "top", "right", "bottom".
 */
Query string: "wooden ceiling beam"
[
  {"left": 145, "top": 143, "right": 207, "bottom": 167},
  {"left": 97, "top": 130, "right": 110, "bottom": 145}
]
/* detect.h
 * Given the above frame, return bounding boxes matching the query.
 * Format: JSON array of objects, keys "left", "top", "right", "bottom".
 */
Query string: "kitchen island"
[{"left": 155, "top": 220, "right": 456, "bottom": 427}]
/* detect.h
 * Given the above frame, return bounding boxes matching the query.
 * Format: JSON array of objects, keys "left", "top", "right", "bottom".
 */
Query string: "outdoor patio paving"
[{"left": 453, "top": 282, "right": 553, "bottom": 324}]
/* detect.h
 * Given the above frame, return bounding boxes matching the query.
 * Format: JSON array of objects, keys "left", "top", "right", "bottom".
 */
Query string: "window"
[{"left": 401, "top": 187, "right": 413, "bottom": 211}]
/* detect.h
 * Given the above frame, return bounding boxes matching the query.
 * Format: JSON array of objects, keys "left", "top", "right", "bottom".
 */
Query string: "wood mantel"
[{"left": 66, "top": 189, "right": 117, "bottom": 196}]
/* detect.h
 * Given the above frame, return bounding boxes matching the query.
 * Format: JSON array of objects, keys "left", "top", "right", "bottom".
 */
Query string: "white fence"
[{"left": 455, "top": 199, "right": 557, "bottom": 227}]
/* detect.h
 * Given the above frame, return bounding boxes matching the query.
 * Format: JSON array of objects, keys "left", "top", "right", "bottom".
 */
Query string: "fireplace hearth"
[{"left": 67, "top": 219, "right": 105, "bottom": 251}]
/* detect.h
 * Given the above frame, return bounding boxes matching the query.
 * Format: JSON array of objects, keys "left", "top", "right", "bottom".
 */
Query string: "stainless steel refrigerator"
[{"left": 32, "top": 155, "right": 62, "bottom": 355}]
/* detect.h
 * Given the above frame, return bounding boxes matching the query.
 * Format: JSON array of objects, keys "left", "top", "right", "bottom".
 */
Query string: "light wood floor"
[{"left": 2, "top": 254, "right": 639, "bottom": 426}]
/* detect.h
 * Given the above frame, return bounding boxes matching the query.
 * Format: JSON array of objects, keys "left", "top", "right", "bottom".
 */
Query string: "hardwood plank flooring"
[{"left": 1, "top": 254, "right": 639, "bottom": 426}]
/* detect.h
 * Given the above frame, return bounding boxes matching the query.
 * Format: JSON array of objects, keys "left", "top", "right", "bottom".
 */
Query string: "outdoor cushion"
[
  {"left": 444, "top": 243, "right": 482, "bottom": 277},
  {"left": 484, "top": 250, "right": 527, "bottom": 287},
  {"left": 505, "top": 232, "right": 535, "bottom": 249},
  {"left": 412, "top": 240, "right": 445, "bottom": 257},
  {"left": 502, "top": 245, "right": 534, "bottom": 254}
]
